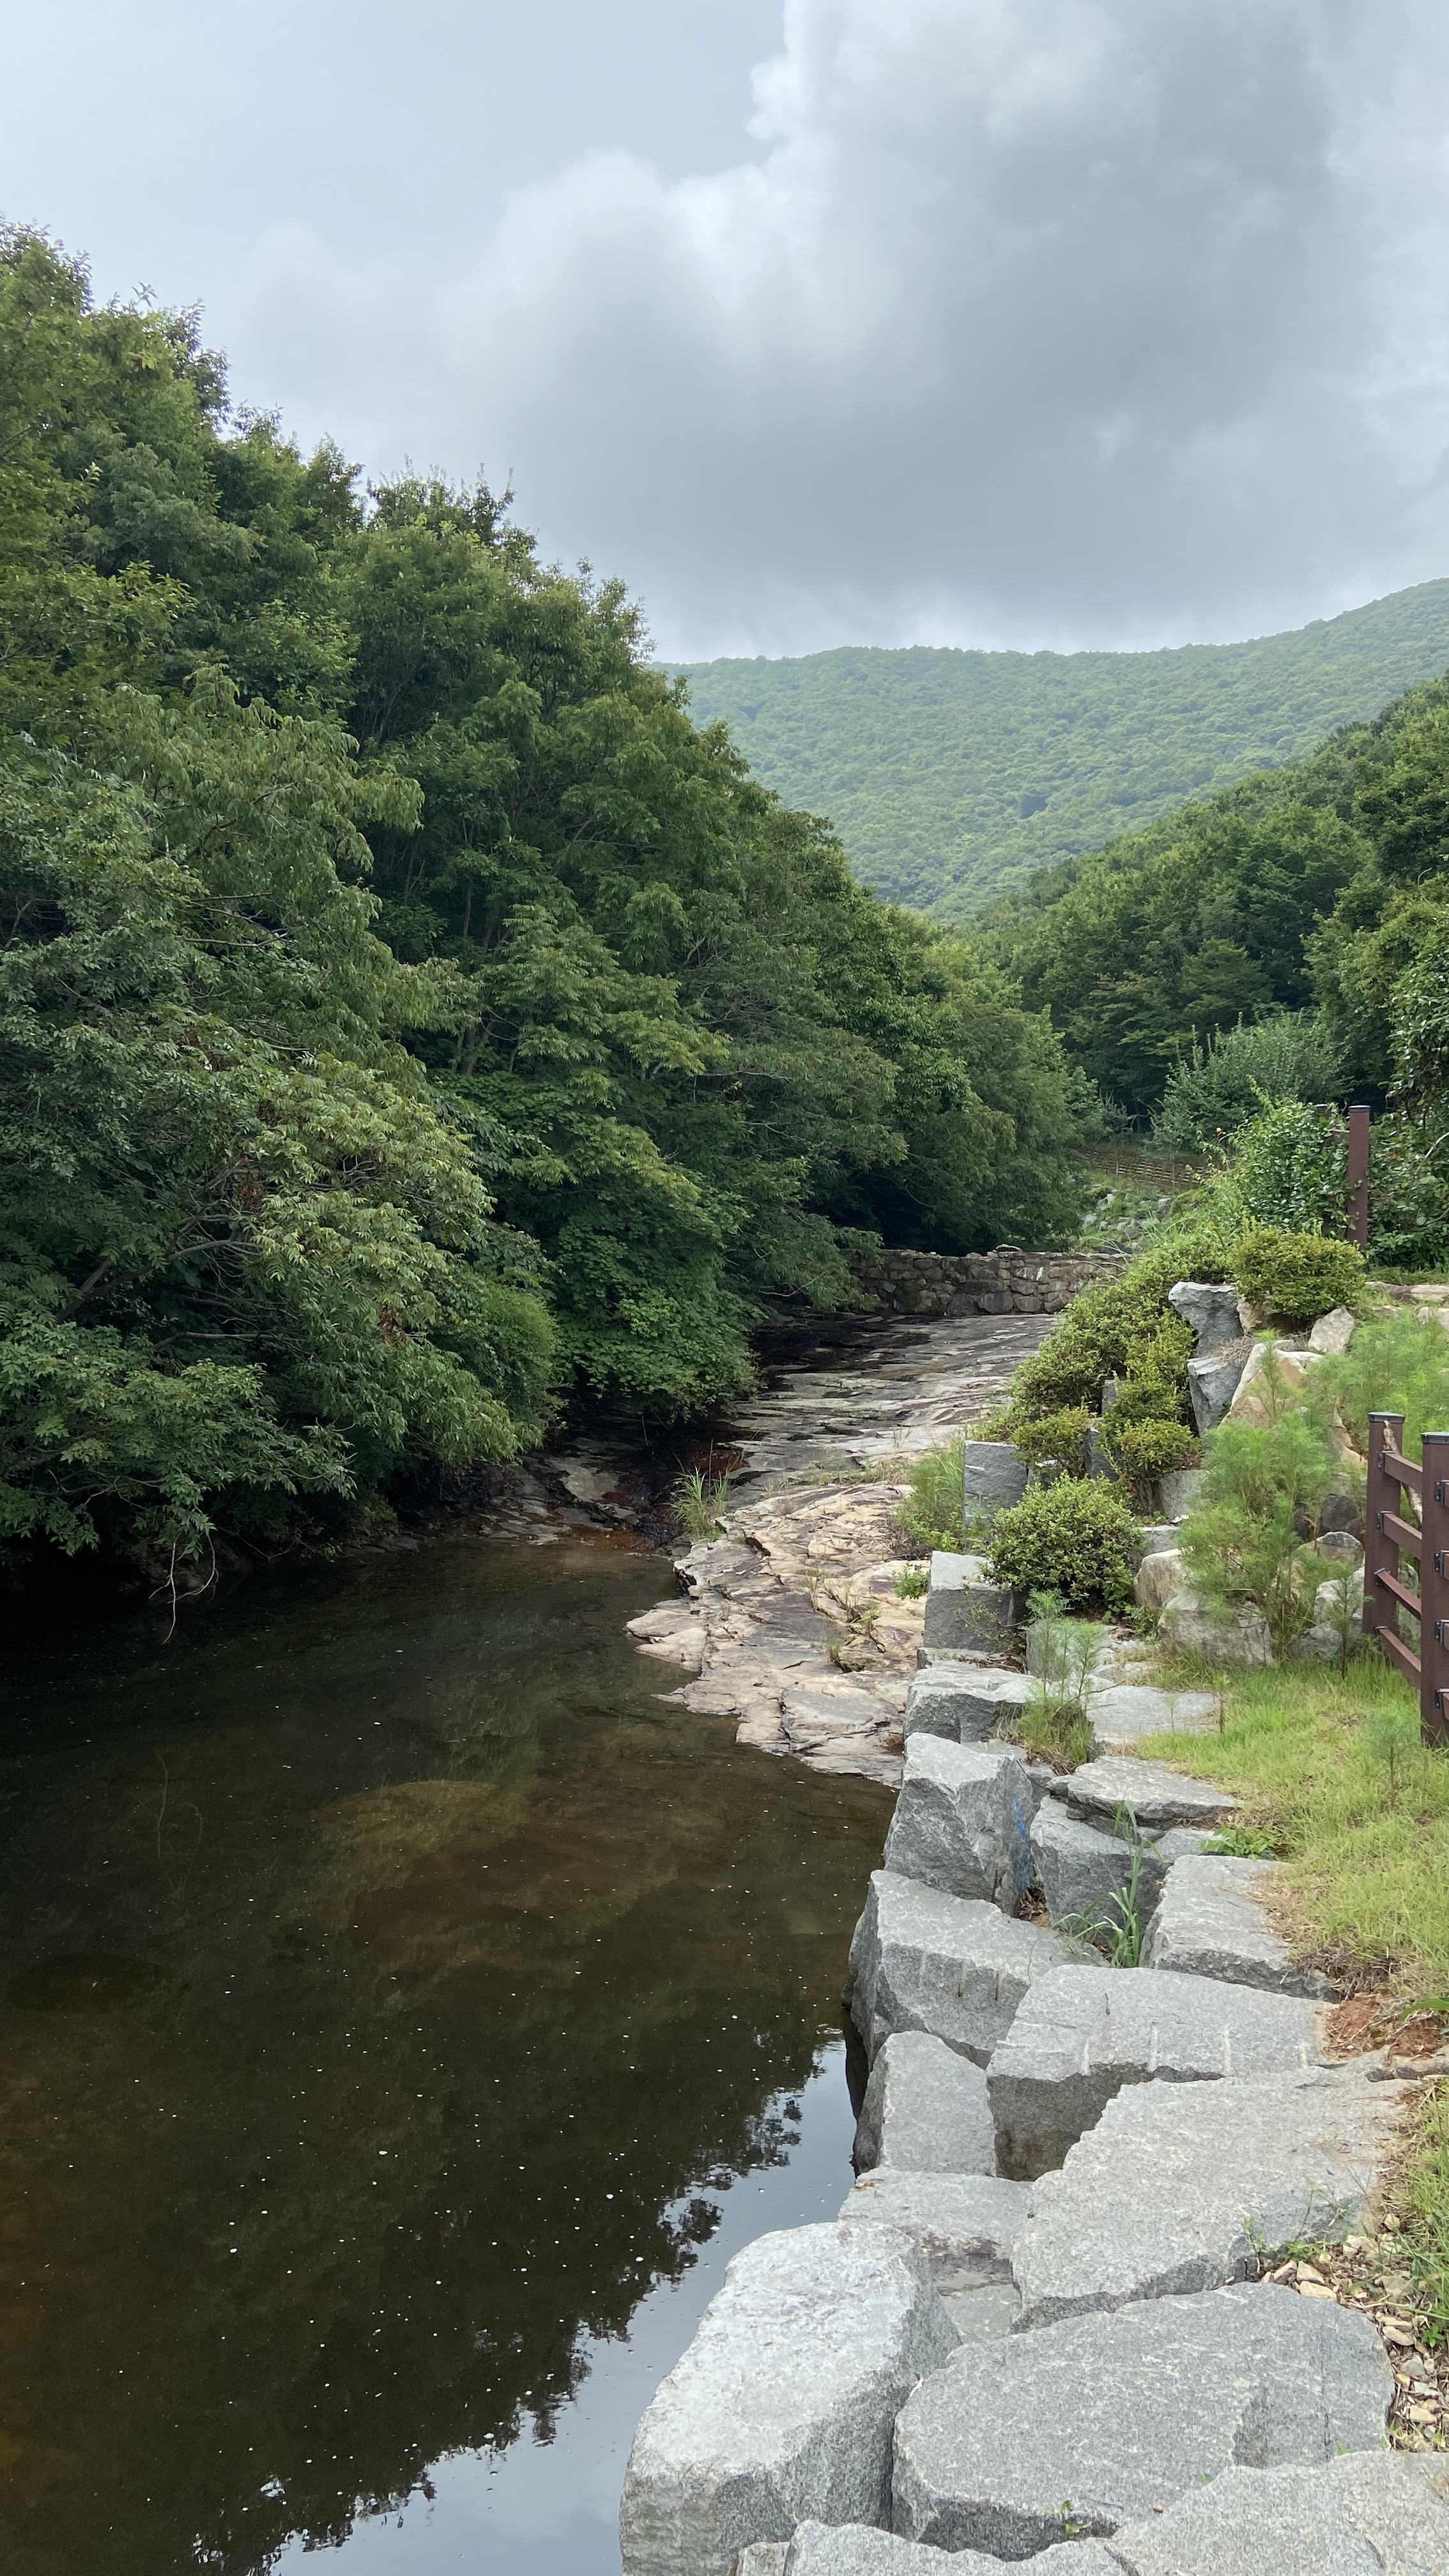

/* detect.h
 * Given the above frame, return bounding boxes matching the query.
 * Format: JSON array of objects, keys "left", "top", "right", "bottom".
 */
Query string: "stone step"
[
  {"left": 847, "top": 1871, "right": 1070, "bottom": 2067},
  {"left": 890, "top": 2280, "right": 1391, "bottom": 2559},
  {"left": 1029, "top": 1800, "right": 1165, "bottom": 1933},
  {"left": 902, "top": 1664, "right": 1032, "bottom": 1744},
  {"left": 852, "top": 2032, "right": 998, "bottom": 2176},
  {"left": 986, "top": 1963, "right": 1324, "bottom": 2179},
  {"left": 1048, "top": 1755, "right": 1237, "bottom": 1833},
  {"left": 1085, "top": 1683, "right": 1223, "bottom": 1747},
  {"left": 619, "top": 2221, "right": 955, "bottom": 2576},
  {"left": 1101, "top": 2452, "right": 1449, "bottom": 2575},
  {"left": 1142, "top": 1853, "right": 1334, "bottom": 1996},
  {"left": 838, "top": 2165, "right": 1029, "bottom": 2292},
  {"left": 1011, "top": 2062, "right": 1409, "bottom": 2330},
  {"left": 880, "top": 1736, "right": 1034, "bottom": 1912}
]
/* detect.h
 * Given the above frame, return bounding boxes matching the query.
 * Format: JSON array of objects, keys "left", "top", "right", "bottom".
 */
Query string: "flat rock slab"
[
  {"left": 1142, "top": 1853, "right": 1334, "bottom": 1996},
  {"left": 903, "top": 1665, "right": 1032, "bottom": 1744},
  {"left": 1029, "top": 1802, "right": 1163, "bottom": 1935},
  {"left": 1086, "top": 1685, "right": 1223, "bottom": 1747},
  {"left": 891, "top": 2280, "right": 1392, "bottom": 2558},
  {"left": 882, "top": 1736, "right": 1034, "bottom": 1910},
  {"left": 1052, "top": 1756, "right": 1238, "bottom": 1833},
  {"left": 987, "top": 1963, "right": 1323, "bottom": 2179},
  {"left": 839, "top": 2166, "right": 1029, "bottom": 2290},
  {"left": 1012, "top": 2064, "right": 1411, "bottom": 2329},
  {"left": 620, "top": 2221, "right": 956, "bottom": 2576},
  {"left": 848, "top": 1871, "right": 1069, "bottom": 2067},
  {"left": 739, "top": 2524, "right": 1121, "bottom": 2575},
  {"left": 1106, "top": 2451, "right": 1449, "bottom": 2575},
  {"left": 853, "top": 2032, "right": 998, "bottom": 2176}
]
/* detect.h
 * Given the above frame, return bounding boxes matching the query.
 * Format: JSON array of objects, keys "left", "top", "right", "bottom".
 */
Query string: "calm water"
[{"left": 0, "top": 1524, "right": 890, "bottom": 2576}]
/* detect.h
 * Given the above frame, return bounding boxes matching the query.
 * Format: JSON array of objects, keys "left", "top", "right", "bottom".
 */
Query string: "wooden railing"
[{"left": 1363, "top": 1411, "right": 1449, "bottom": 1745}]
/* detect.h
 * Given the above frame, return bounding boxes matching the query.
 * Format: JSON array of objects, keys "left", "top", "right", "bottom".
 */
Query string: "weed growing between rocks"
[
  {"left": 894, "top": 1438, "right": 965, "bottom": 1553},
  {"left": 673, "top": 1466, "right": 731, "bottom": 1540}
]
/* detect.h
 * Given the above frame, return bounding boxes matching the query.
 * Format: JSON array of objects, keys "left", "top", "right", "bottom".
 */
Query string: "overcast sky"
[{"left": 6, "top": 0, "right": 1449, "bottom": 659}]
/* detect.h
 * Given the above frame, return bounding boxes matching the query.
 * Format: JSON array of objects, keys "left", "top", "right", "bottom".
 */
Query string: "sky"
[{"left": 6, "top": 0, "right": 1449, "bottom": 661}]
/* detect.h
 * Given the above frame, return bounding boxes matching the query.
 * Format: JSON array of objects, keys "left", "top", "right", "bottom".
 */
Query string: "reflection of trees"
[{"left": 0, "top": 1537, "right": 889, "bottom": 2575}]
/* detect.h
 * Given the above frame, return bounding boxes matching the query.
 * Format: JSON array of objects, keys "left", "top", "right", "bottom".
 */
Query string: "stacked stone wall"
[{"left": 849, "top": 1245, "right": 1127, "bottom": 1320}]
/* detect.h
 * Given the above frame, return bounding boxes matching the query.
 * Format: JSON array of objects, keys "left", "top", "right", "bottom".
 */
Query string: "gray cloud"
[{"left": 9, "top": 1, "right": 1449, "bottom": 657}]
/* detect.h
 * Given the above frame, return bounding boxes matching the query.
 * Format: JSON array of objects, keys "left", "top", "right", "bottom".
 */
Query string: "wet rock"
[
  {"left": 619, "top": 2221, "right": 956, "bottom": 2576},
  {"left": 1049, "top": 1756, "right": 1238, "bottom": 1835},
  {"left": 1167, "top": 1282, "right": 1243, "bottom": 1358},
  {"left": 1104, "top": 2451, "right": 1449, "bottom": 2575},
  {"left": 847, "top": 1871, "right": 1068, "bottom": 2067},
  {"left": 986, "top": 1963, "right": 1323, "bottom": 2180},
  {"left": 902, "top": 1665, "right": 1032, "bottom": 1745},
  {"left": 1157, "top": 1588, "right": 1273, "bottom": 1666},
  {"left": 852, "top": 2032, "right": 998, "bottom": 2176},
  {"left": 1028, "top": 1801, "right": 1163, "bottom": 1934},
  {"left": 890, "top": 2280, "right": 1392, "bottom": 2558},
  {"left": 1142, "top": 1853, "right": 1334, "bottom": 1995},
  {"left": 838, "top": 2166, "right": 1028, "bottom": 2287},
  {"left": 881, "top": 1736, "right": 1034, "bottom": 1911},
  {"left": 1011, "top": 2062, "right": 1409, "bottom": 2329}
]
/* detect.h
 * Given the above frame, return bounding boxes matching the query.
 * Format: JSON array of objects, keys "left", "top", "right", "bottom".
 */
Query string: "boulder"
[
  {"left": 618, "top": 2221, "right": 956, "bottom": 2576},
  {"left": 1133, "top": 1547, "right": 1186, "bottom": 1614},
  {"left": 1142, "top": 1853, "right": 1333, "bottom": 1995},
  {"left": 1225, "top": 1341, "right": 1314, "bottom": 1427},
  {"left": 742, "top": 2524, "right": 1117, "bottom": 2575},
  {"left": 1308, "top": 1306, "right": 1358, "bottom": 1356},
  {"left": 838, "top": 2166, "right": 1029, "bottom": 2288},
  {"left": 1158, "top": 1587, "right": 1273, "bottom": 1666},
  {"left": 1159, "top": 1466, "right": 1206, "bottom": 1523},
  {"left": 1050, "top": 1755, "right": 1238, "bottom": 1834},
  {"left": 923, "top": 1558, "right": 1023, "bottom": 1656},
  {"left": 881, "top": 1736, "right": 1034, "bottom": 1911},
  {"left": 1186, "top": 1337, "right": 1255, "bottom": 1434},
  {"left": 1167, "top": 1281, "right": 1243, "bottom": 1357},
  {"left": 902, "top": 1664, "right": 1033, "bottom": 1745},
  {"left": 852, "top": 2032, "right": 998, "bottom": 2176},
  {"left": 986, "top": 1963, "right": 1323, "bottom": 2180},
  {"left": 847, "top": 1871, "right": 1068, "bottom": 2067},
  {"left": 1314, "top": 1528, "right": 1364, "bottom": 1565},
  {"left": 889, "top": 2280, "right": 1392, "bottom": 2559},
  {"left": 1028, "top": 1801, "right": 1163, "bottom": 1935},
  {"left": 1151, "top": 1825, "right": 1216, "bottom": 1862},
  {"left": 1011, "top": 2062, "right": 1409, "bottom": 2329},
  {"left": 960, "top": 1441, "right": 1029, "bottom": 1516},
  {"left": 1104, "top": 2453, "right": 1449, "bottom": 2575}
]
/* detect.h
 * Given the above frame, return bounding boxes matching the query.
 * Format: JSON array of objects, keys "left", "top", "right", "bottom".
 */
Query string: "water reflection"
[{"left": 0, "top": 1527, "right": 889, "bottom": 2575}]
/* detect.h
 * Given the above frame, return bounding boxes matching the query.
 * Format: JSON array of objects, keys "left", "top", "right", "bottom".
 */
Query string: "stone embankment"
[
  {"left": 618, "top": 1287, "right": 1448, "bottom": 2576},
  {"left": 849, "top": 1247, "right": 1126, "bottom": 1320}
]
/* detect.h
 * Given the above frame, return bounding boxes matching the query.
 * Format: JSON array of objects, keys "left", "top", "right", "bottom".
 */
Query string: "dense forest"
[
  {"left": 0, "top": 229, "right": 1094, "bottom": 1578},
  {"left": 677, "top": 588, "right": 1449, "bottom": 916}
]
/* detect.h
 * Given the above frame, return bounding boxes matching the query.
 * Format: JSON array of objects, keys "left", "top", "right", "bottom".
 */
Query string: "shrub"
[
  {"left": 1004, "top": 1225, "right": 1230, "bottom": 1427},
  {"left": 896, "top": 1437, "right": 964, "bottom": 1553},
  {"left": 673, "top": 1467, "right": 730, "bottom": 1540},
  {"left": 986, "top": 1481, "right": 1142, "bottom": 1615},
  {"left": 1014, "top": 1595, "right": 1101, "bottom": 1768},
  {"left": 1231, "top": 1226, "right": 1365, "bottom": 1327},
  {"left": 1179, "top": 1405, "right": 1338, "bottom": 1655},
  {"left": 1012, "top": 1407, "right": 1091, "bottom": 1478},
  {"left": 1106, "top": 1415, "right": 1199, "bottom": 1507},
  {"left": 1228, "top": 1098, "right": 1349, "bottom": 1235},
  {"left": 1308, "top": 1307, "right": 1449, "bottom": 1463},
  {"left": 1153, "top": 1014, "right": 1341, "bottom": 1158}
]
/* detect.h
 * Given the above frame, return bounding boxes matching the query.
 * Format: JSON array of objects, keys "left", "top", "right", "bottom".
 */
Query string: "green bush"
[
  {"left": 896, "top": 1437, "right": 964, "bottom": 1553},
  {"left": 1231, "top": 1225, "right": 1365, "bottom": 1326},
  {"left": 1004, "top": 1225, "right": 1231, "bottom": 1427},
  {"left": 1307, "top": 1307, "right": 1449, "bottom": 1462},
  {"left": 987, "top": 1481, "right": 1142, "bottom": 1615},
  {"left": 1228, "top": 1098, "right": 1349, "bottom": 1234},
  {"left": 1105, "top": 1415, "right": 1199, "bottom": 1506},
  {"left": 1180, "top": 1407, "right": 1338, "bottom": 1655},
  {"left": 1012, "top": 1407, "right": 1091, "bottom": 1478}
]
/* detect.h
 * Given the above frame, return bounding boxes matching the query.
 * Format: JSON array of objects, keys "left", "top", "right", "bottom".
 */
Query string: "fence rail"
[{"left": 1363, "top": 1412, "right": 1449, "bottom": 1744}]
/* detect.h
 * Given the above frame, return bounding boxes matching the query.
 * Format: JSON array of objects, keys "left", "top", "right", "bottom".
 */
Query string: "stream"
[{"left": 0, "top": 1515, "right": 891, "bottom": 2576}]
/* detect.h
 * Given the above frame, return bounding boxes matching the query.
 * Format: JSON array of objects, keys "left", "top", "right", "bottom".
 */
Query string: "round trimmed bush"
[
  {"left": 986, "top": 1480, "right": 1142, "bottom": 1616},
  {"left": 1105, "top": 1415, "right": 1199, "bottom": 1507},
  {"left": 1230, "top": 1225, "right": 1365, "bottom": 1328}
]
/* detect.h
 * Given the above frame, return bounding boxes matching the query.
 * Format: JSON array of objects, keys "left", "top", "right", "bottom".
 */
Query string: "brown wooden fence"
[{"left": 1363, "top": 1411, "right": 1449, "bottom": 1745}]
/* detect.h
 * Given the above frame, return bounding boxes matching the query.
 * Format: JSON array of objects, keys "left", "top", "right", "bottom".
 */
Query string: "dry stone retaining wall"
[{"left": 849, "top": 1248, "right": 1126, "bottom": 1320}]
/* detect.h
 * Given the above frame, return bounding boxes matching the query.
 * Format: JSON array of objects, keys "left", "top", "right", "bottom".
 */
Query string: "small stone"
[
  {"left": 853, "top": 2033, "right": 998, "bottom": 2176},
  {"left": 1308, "top": 1307, "right": 1358, "bottom": 1356},
  {"left": 881, "top": 1736, "right": 1034, "bottom": 1911},
  {"left": 986, "top": 1963, "right": 1324, "bottom": 2180},
  {"left": 891, "top": 2280, "right": 1392, "bottom": 2558},
  {"left": 847, "top": 1871, "right": 1069, "bottom": 2067},
  {"left": 619, "top": 2221, "right": 956, "bottom": 2576}
]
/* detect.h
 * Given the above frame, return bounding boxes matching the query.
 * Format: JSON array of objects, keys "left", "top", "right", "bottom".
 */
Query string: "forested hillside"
[
  {"left": 676, "top": 589, "right": 1449, "bottom": 915},
  {"left": 0, "top": 230, "right": 1092, "bottom": 1579}
]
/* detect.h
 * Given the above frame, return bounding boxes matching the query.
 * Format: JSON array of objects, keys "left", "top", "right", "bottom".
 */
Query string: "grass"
[
  {"left": 894, "top": 1436, "right": 965, "bottom": 1553},
  {"left": 672, "top": 1466, "right": 731, "bottom": 1541}
]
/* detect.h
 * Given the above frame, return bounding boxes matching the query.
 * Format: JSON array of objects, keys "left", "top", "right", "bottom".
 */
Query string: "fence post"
[
  {"left": 1423, "top": 1430, "right": 1449, "bottom": 1747},
  {"left": 1363, "top": 1411, "right": 1404, "bottom": 1657},
  {"left": 1346, "top": 1103, "right": 1371, "bottom": 1249}
]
